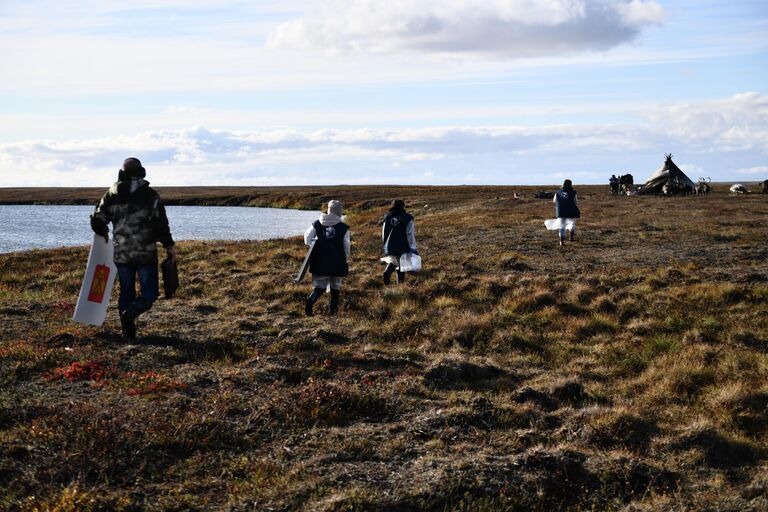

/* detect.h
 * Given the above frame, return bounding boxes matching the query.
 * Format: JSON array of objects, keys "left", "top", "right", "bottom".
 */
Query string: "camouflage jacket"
[{"left": 91, "top": 178, "right": 174, "bottom": 265}]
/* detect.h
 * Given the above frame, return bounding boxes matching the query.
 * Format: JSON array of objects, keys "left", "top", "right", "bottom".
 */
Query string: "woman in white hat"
[{"left": 303, "top": 200, "right": 351, "bottom": 316}]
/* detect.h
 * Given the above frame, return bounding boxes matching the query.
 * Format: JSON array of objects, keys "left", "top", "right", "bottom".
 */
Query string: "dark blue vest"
[
  {"left": 555, "top": 189, "right": 580, "bottom": 219},
  {"left": 309, "top": 220, "right": 349, "bottom": 277},
  {"left": 383, "top": 212, "right": 413, "bottom": 257}
]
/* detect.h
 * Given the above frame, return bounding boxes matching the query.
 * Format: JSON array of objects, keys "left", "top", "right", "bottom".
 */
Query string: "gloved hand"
[
  {"left": 166, "top": 245, "right": 178, "bottom": 264},
  {"left": 411, "top": 249, "right": 419, "bottom": 255},
  {"left": 90, "top": 215, "right": 109, "bottom": 243}
]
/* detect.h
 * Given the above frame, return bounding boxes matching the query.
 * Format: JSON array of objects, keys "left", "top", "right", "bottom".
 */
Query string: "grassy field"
[{"left": 1, "top": 185, "right": 767, "bottom": 511}]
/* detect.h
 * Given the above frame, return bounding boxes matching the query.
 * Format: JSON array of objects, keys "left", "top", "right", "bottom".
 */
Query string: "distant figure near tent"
[
  {"left": 545, "top": 179, "right": 580, "bottom": 246},
  {"left": 609, "top": 174, "right": 633, "bottom": 195},
  {"left": 609, "top": 175, "right": 619, "bottom": 195},
  {"left": 638, "top": 154, "right": 695, "bottom": 195}
]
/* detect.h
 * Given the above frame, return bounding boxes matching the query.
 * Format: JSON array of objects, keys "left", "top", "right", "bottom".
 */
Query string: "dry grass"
[{"left": 1, "top": 184, "right": 767, "bottom": 511}]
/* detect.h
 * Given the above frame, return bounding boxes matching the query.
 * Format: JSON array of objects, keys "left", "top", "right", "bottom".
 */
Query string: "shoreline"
[
  {"left": 0, "top": 185, "right": 485, "bottom": 208},
  {"left": 0, "top": 235, "right": 307, "bottom": 256}
]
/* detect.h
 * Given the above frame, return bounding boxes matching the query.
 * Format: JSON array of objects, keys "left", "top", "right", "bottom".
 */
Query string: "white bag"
[
  {"left": 544, "top": 218, "right": 576, "bottom": 231},
  {"left": 73, "top": 235, "right": 117, "bottom": 326},
  {"left": 399, "top": 253, "right": 422, "bottom": 273}
]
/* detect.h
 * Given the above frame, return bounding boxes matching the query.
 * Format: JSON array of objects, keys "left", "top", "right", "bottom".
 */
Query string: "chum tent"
[{"left": 638, "top": 154, "right": 696, "bottom": 194}]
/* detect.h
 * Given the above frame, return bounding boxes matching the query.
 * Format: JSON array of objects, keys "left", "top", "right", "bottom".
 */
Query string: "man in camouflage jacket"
[{"left": 91, "top": 157, "right": 176, "bottom": 340}]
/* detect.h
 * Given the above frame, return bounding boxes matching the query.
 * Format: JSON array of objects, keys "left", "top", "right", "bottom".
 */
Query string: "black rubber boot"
[
  {"left": 396, "top": 271, "right": 406, "bottom": 284},
  {"left": 383, "top": 264, "right": 396, "bottom": 285},
  {"left": 120, "top": 311, "right": 137, "bottom": 341},
  {"left": 120, "top": 298, "right": 151, "bottom": 341},
  {"left": 329, "top": 289, "right": 340, "bottom": 315},
  {"left": 305, "top": 288, "right": 324, "bottom": 317}
]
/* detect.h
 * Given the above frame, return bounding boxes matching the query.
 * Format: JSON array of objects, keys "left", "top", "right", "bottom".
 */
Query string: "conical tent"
[{"left": 638, "top": 154, "right": 695, "bottom": 194}]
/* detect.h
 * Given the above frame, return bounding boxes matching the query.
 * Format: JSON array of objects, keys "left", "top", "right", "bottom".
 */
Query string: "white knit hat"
[{"left": 327, "top": 200, "right": 343, "bottom": 216}]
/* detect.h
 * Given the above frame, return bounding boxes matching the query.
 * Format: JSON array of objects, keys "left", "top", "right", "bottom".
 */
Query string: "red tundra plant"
[{"left": 50, "top": 360, "right": 109, "bottom": 382}]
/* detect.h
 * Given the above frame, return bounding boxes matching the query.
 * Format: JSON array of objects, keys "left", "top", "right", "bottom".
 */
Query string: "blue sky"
[{"left": 0, "top": 0, "right": 766, "bottom": 186}]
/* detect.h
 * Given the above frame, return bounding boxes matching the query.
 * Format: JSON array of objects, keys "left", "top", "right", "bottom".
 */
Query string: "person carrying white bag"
[
  {"left": 381, "top": 199, "right": 419, "bottom": 284},
  {"left": 545, "top": 179, "right": 580, "bottom": 246}
]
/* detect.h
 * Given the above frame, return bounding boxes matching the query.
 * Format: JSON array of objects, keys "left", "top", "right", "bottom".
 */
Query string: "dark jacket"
[
  {"left": 383, "top": 211, "right": 413, "bottom": 258},
  {"left": 91, "top": 178, "right": 174, "bottom": 265},
  {"left": 309, "top": 220, "right": 349, "bottom": 277},
  {"left": 555, "top": 188, "right": 580, "bottom": 219}
]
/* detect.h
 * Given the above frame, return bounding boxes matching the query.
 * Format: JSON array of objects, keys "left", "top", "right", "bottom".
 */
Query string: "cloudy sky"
[{"left": 1, "top": 0, "right": 766, "bottom": 186}]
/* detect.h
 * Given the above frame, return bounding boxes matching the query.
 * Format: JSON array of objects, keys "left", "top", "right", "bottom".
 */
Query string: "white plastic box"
[{"left": 399, "top": 253, "right": 422, "bottom": 273}]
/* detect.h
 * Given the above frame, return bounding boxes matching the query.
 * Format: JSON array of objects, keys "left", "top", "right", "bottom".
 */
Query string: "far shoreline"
[
  {"left": 0, "top": 185, "right": 573, "bottom": 209},
  {"left": 0, "top": 183, "right": 750, "bottom": 210}
]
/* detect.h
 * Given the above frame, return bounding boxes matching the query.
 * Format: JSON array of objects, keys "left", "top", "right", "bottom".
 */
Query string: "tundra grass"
[{"left": 1, "top": 185, "right": 767, "bottom": 511}]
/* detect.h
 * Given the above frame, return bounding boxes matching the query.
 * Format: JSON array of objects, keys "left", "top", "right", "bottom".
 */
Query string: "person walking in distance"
[
  {"left": 90, "top": 157, "right": 176, "bottom": 340},
  {"left": 381, "top": 199, "right": 417, "bottom": 284},
  {"left": 552, "top": 179, "right": 580, "bottom": 246},
  {"left": 304, "top": 200, "right": 350, "bottom": 316}
]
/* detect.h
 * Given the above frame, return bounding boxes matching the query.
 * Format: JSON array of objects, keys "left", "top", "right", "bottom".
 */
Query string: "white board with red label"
[{"left": 72, "top": 235, "right": 118, "bottom": 326}]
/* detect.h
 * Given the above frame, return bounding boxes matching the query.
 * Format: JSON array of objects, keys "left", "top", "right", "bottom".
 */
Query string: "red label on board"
[{"left": 87, "top": 264, "right": 110, "bottom": 303}]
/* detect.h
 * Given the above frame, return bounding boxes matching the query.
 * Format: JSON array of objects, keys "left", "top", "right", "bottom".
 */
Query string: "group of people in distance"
[{"left": 90, "top": 158, "right": 579, "bottom": 340}]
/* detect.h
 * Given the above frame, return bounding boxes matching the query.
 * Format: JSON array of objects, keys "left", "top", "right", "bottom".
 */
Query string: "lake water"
[{"left": 0, "top": 205, "right": 319, "bottom": 254}]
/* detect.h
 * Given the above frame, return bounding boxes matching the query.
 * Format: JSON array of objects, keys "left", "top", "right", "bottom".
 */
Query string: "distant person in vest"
[
  {"left": 609, "top": 174, "right": 619, "bottom": 195},
  {"left": 90, "top": 157, "right": 176, "bottom": 340},
  {"left": 303, "top": 200, "right": 350, "bottom": 316},
  {"left": 552, "top": 179, "right": 580, "bottom": 246},
  {"left": 381, "top": 199, "right": 417, "bottom": 284}
]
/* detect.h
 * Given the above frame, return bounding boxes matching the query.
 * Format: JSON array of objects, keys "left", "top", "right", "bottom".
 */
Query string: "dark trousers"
[
  {"left": 384, "top": 263, "right": 405, "bottom": 283},
  {"left": 306, "top": 287, "right": 340, "bottom": 315},
  {"left": 116, "top": 262, "right": 159, "bottom": 318}
]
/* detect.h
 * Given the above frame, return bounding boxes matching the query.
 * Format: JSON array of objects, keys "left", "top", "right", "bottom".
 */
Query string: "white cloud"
[
  {"left": 2, "top": 0, "right": 765, "bottom": 98},
  {"left": 736, "top": 165, "right": 768, "bottom": 175},
  {"left": 0, "top": 93, "right": 765, "bottom": 186},
  {"left": 642, "top": 92, "right": 768, "bottom": 152},
  {"left": 616, "top": 0, "right": 664, "bottom": 25},
  {"left": 267, "top": 0, "right": 665, "bottom": 58}
]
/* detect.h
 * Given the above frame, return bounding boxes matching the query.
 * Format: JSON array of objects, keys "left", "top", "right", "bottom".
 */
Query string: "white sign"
[{"left": 73, "top": 235, "right": 117, "bottom": 326}]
